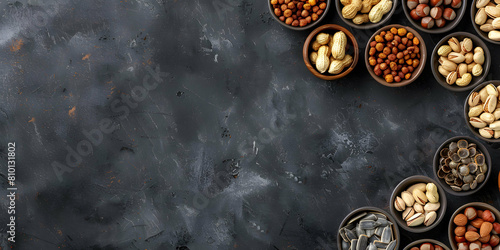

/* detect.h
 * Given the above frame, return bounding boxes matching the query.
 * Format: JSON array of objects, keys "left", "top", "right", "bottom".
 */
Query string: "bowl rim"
[
  {"left": 447, "top": 202, "right": 500, "bottom": 250},
  {"left": 268, "top": 0, "right": 331, "bottom": 31},
  {"left": 303, "top": 24, "right": 359, "bottom": 80},
  {"left": 389, "top": 175, "right": 447, "bottom": 233},
  {"left": 364, "top": 24, "right": 427, "bottom": 87},
  {"left": 403, "top": 239, "right": 451, "bottom": 250},
  {"left": 337, "top": 206, "right": 400, "bottom": 250},
  {"left": 464, "top": 80, "right": 500, "bottom": 143},
  {"left": 470, "top": 0, "right": 500, "bottom": 45},
  {"left": 402, "top": 0, "right": 468, "bottom": 34},
  {"left": 432, "top": 136, "right": 492, "bottom": 196},
  {"left": 430, "top": 32, "right": 491, "bottom": 92},
  {"left": 335, "top": 0, "right": 398, "bottom": 29}
]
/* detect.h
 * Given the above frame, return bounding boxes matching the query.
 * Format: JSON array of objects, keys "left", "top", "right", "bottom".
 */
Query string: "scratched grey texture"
[{"left": 0, "top": 0, "right": 499, "bottom": 249}]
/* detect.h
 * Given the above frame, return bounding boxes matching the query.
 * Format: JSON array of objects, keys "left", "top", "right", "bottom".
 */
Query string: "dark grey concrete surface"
[{"left": 0, "top": 0, "right": 499, "bottom": 249}]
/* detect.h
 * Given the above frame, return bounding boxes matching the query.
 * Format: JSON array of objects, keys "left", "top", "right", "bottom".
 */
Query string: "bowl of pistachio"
[{"left": 389, "top": 175, "right": 447, "bottom": 233}]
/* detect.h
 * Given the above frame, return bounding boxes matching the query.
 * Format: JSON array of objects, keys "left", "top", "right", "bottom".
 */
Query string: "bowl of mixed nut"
[
  {"left": 303, "top": 24, "right": 359, "bottom": 80},
  {"left": 269, "top": 0, "right": 330, "bottom": 30},
  {"left": 336, "top": 0, "right": 397, "bottom": 29},
  {"left": 403, "top": 0, "right": 467, "bottom": 33},
  {"left": 431, "top": 32, "right": 491, "bottom": 92},
  {"left": 338, "top": 206, "right": 400, "bottom": 250},
  {"left": 464, "top": 81, "right": 500, "bottom": 142},
  {"left": 433, "top": 136, "right": 491, "bottom": 196},
  {"left": 403, "top": 239, "right": 451, "bottom": 250},
  {"left": 365, "top": 24, "right": 427, "bottom": 87},
  {"left": 471, "top": 0, "right": 500, "bottom": 45},
  {"left": 448, "top": 202, "right": 500, "bottom": 250},
  {"left": 390, "top": 175, "right": 447, "bottom": 233}
]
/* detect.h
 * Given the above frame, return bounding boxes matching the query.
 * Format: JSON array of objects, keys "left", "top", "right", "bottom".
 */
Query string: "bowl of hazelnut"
[
  {"left": 403, "top": 0, "right": 467, "bottom": 33},
  {"left": 365, "top": 24, "right": 427, "bottom": 87},
  {"left": 336, "top": 0, "right": 398, "bottom": 29},
  {"left": 303, "top": 24, "right": 359, "bottom": 80},
  {"left": 269, "top": 0, "right": 330, "bottom": 30},
  {"left": 448, "top": 202, "right": 500, "bottom": 250}
]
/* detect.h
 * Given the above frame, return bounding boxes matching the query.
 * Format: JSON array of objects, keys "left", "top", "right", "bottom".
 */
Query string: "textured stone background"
[{"left": 0, "top": 0, "right": 499, "bottom": 249}]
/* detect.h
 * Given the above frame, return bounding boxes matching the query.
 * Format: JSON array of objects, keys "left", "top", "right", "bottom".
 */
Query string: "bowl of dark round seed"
[
  {"left": 433, "top": 136, "right": 491, "bottom": 196},
  {"left": 337, "top": 206, "right": 399, "bottom": 250}
]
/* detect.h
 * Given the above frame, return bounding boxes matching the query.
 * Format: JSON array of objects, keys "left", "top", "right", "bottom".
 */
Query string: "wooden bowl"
[
  {"left": 389, "top": 175, "right": 447, "bottom": 233},
  {"left": 470, "top": 0, "right": 500, "bottom": 45},
  {"left": 268, "top": 0, "right": 331, "bottom": 31},
  {"left": 303, "top": 24, "right": 359, "bottom": 80},
  {"left": 403, "top": 239, "right": 451, "bottom": 250},
  {"left": 402, "top": 0, "right": 467, "bottom": 34},
  {"left": 335, "top": 0, "right": 398, "bottom": 29},
  {"left": 464, "top": 80, "right": 500, "bottom": 143},
  {"left": 432, "top": 136, "right": 492, "bottom": 196},
  {"left": 337, "top": 206, "right": 400, "bottom": 250},
  {"left": 365, "top": 24, "right": 427, "bottom": 87},
  {"left": 448, "top": 202, "right": 500, "bottom": 250},
  {"left": 430, "top": 32, "right": 491, "bottom": 92}
]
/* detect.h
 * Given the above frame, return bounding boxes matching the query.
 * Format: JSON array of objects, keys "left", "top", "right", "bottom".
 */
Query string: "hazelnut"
[
  {"left": 443, "top": 8, "right": 456, "bottom": 21},
  {"left": 430, "top": 0, "right": 442, "bottom": 6},
  {"left": 430, "top": 6, "right": 443, "bottom": 19},
  {"left": 415, "top": 4, "right": 430, "bottom": 17},
  {"left": 481, "top": 210, "right": 496, "bottom": 223},
  {"left": 435, "top": 18, "right": 446, "bottom": 27},
  {"left": 410, "top": 9, "right": 422, "bottom": 20},
  {"left": 421, "top": 16, "right": 435, "bottom": 29},
  {"left": 451, "top": 0, "right": 461, "bottom": 8},
  {"left": 465, "top": 207, "right": 478, "bottom": 220},
  {"left": 408, "top": 0, "right": 419, "bottom": 9}
]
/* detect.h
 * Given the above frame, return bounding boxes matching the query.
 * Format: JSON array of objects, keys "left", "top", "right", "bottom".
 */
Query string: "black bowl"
[
  {"left": 402, "top": 0, "right": 467, "bottom": 34},
  {"left": 464, "top": 80, "right": 500, "bottom": 143},
  {"left": 431, "top": 32, "right": 491, "bottom": 92},
  {"left": 403, "top": 239, "right": 451, "bottom": 250},
  {"left": 432, "top": 136, "right": 492, "bottom": 196},
  {"left": 269, "top": 0, "right": 331, "bottom": 31},
  {"left": 336, "top": 0, "right": 397, "bottom": 29}
]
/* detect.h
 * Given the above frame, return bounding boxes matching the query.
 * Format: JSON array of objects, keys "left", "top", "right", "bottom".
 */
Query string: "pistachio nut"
[
  {"left": 479, "top": 127, "right": 494, "bottom": 138},
  {"left": 474, "top": 47, "right": 484, "bottom": 55},
  {"left": 401, "top": 191, "right": 415, "bottom": 207},
  {"left": 470, "top": 117, "right": 487, "bottom": 128},
  {"left": 424, "top": 211, "right": 437, "bottom": 226},
  {"left": 437, "top": 45, "right": 452, "bottom": 57},
  {"left": 476, "top": 8, "right": 488, "bottom": 25},
  {"left": 439, "top": 57, "right": 458, "bottom": 72},
  {"left": 480, "top": 112, "right": 495, "bottom": 124},
  {"left": 481, "top": 23, "right": 495, "bottom": 32},
  {"left": 407, "top": 213, "right": 425, "bottom": 227},
  {"left": 438, "top": 66, "right": 451, "bottom": 78},
  {"left": 394, "top": 196, "right": 405, "bottom": 211},
  {"left": 468, "top": 92, "right": 480, "bottom": 107},
  {"left": 495, "top": 130, "right": 500, "bottom": 139},
  {"left": 448, "top": 52, "right": 466, "bottom": 64},
  {"left": 446, "top": 71, "right": 458, "bottom": 85},
  {"left": 486, "top": 6, "right": 500, "bottom": 19},
  {"left": 426, "top": 183, "right": 438, "bottom": 194},
  {"left": 458, "top": 63, "right": 468, "bottom": 77},
  {"left": 480, "top": 86, "right": 489, "bottom": 102},
  {"left": 425, "top": 183, "right": 439, "bottom": 203},
  {"left": 493, "top": 108, "right": 500, "bottom": 120},
  {"left": 412, "top": 189, "right": 427, "bottom": 205},
  {"left": 469, "top": 105, "right": 484, "bottom": 117},
  {"left": 489, "top": 30, "right": 500, "bottom": 42},
  {"left": 486, "top": 83, "right": 498, "bottom": 96},
  {"left": 493, "top": 17, "right": 500, "bottom": 29},
  {"left": 456, "top": 73, "right": 472, "bottom": 87},
  {"left": 407, "top": 183, "right": 427, "bottom": 193},
  {"left": 474, "top": 51, "right": 485, "bottom": 65},
  {"left": 490, "top": 120, "right": 500, "bottom": 130},
  {"left": 472, "top": 64, "right": 483, "bottom": 77},
  {"left": 461, "top": 38, "right": 473, "bottom": 53},
  {"left": 464, "top": 52, "right": 474, "bottom": 64},
  {"left": 402, "top": 207, "right": 415, "bottom": 221},
  {"left": 448, "top": 37, "right": 461, "bottom": 52},
  {"left": 413, "top": 203, "right": 424, "bottom": 214},
  {"left": 424, "top": 202, "right": 441, "bottom": 212},
  {"left": 477, "top": 0, "right": 490, "bottom": 8},
  {"left": 484, "top": 95, "right": 498, "bottom": 113}
]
